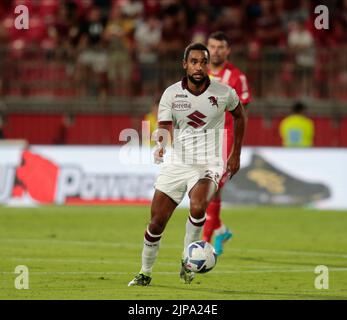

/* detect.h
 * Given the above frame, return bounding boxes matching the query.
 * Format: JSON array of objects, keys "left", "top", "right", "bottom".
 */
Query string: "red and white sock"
[
  {"left": 183, "top": 213, "right": 206, "bottom": 256},
  {"left": 141, "top": 227, "right": 162, "bottom": 274}
]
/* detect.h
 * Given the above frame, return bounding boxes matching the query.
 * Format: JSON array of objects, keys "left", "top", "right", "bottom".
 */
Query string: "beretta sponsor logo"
[{"left": 172, "top": 101, "right": 191, "bottom": 111}]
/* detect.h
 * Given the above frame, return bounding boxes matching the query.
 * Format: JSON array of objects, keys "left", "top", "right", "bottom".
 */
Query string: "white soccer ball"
[{"left": 183, "top": 240, "right": 217, "bottom": 273}]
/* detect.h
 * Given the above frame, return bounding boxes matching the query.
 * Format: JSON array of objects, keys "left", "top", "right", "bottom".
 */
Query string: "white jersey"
[{"left": 158, "top": 77, "right": 239, "bottom": 165}]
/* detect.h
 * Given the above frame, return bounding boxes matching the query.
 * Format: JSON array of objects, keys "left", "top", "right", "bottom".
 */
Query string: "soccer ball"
[{"left": 183, "top": 240, "right": 217, "bottom": 273}]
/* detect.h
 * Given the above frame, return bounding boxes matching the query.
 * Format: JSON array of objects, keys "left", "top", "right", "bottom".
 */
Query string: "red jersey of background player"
[{"left": 208, "top": 61, "right": 251, "bottom": 157}]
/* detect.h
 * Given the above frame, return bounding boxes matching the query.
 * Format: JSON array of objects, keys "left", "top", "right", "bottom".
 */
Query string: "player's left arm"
[{"left": 227, "top": 102, "right": 247, "bottom": 178}]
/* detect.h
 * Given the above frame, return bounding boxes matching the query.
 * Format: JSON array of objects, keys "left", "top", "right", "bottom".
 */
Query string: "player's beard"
[{"left": 188, "top": 74, "right": 208, "bottom": 86}]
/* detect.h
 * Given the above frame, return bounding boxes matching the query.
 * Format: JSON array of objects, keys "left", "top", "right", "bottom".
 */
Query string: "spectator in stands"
[
  {"left": 279, "top": 101, "right": 314, "bottom": 147},
  {"left": 254, "top": 0, "right": 284, "bottom": 48},
  {"left": 253, "top": 0, "right": 285, "bottom": 97},
  {"left": 120, "top": 0, "right": 144, "bottom": 20},
  {"left": 158, "top": 9, "right": 186, "bottom": 60},
  {"left": 104, "top": 4, "right": 133, "bottom": 96},
  {"left": 0, "top": 0, "right": 345, "bottom": 101},
  {"left": 190, "top": 9, "right": 210, "bottom": 43},
  {"left": 329, "top": 18, "right": 347, "bottom": 47},
  {"left": 215, "top": 6, "right": 245, "bottom": 51},
  {"left": 50, "top": 2, "right": 79, "bottom": 58},
  {"left": 288, "top": 18, "right": 315, "bottom": 97},
  {"left": 280, "top": 0, "right": 309, "bottom": 31},
  {"left": 134, "top": 14, "right": 162, "bottom": 95},
  {"left": 75, "top": 7, "right": 108, "bottom": 97},
  {"left": 93, "top": 0, "right": 112, "bottom": 18}
]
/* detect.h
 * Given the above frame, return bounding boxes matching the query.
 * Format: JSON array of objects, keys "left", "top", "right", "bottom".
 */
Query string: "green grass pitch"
[{"left": 0, "top": 206, "right": 346, "bottom": 300}]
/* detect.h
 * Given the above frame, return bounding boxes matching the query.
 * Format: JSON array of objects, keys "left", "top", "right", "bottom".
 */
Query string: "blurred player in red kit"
[{"left": 204, "top": 31, "right": 251, "bottom": 255}]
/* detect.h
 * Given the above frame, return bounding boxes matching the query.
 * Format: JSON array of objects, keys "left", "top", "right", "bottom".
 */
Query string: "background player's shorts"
[{"left": 154, "top": 163, "right": 224, "bottom": 204}]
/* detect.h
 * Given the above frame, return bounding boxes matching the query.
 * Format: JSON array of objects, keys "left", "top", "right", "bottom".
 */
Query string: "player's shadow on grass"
[{"left": 153, "top": 284, "right": 345, "bottom": 300}]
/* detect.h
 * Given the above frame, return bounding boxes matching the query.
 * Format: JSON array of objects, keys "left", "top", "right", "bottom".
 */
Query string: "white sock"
[
  {"left": 183, "top": 213, "right": 206, "bottom": 257},
  {"left": 141, "top": 227, "right": 162, "bottom": 275}
]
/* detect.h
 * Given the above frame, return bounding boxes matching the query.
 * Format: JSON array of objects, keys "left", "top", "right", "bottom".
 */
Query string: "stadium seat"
[
  {"left": 244, "top": 116, "right": 282, "bottom": 146},
  {"left": 66, "top": 114, "right": 134, "bottom": 145},
  {"left": 312, "top": 117, "right": 340, "bottom": 147},
  {"left": 339, "top": 117, "right": 347, "bottom": 147},
  {"left": 243, "top": 116, "right": 263, "bottom": 146},
  {"left": 3, "top": 113, "right": 64, "bottom": 144}
]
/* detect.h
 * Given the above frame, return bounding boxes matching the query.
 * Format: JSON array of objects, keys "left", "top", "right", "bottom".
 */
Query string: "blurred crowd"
[{"left": 0, "top": 0, "right": 347, "bottom": 98}]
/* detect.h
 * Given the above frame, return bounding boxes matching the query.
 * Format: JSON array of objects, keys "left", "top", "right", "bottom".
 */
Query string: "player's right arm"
[
  {"left": 152, "top": 88, "right": 173, "bottom": 164},
  {"left": 153, "top": 122, "right": 172, "bottom": 164},
  {"left": 226, "top": 87, "right": 247, "bottom": 178}
]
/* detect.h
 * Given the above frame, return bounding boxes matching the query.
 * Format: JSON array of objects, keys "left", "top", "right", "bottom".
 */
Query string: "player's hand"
[
  {"left": 226, "top": 152, "right": 240, "bottom": 179},
  {"left": 154, "top": 145, "right": 166, "bottom": 164}
]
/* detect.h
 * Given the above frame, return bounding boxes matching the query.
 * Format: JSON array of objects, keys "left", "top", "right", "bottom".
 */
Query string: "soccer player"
[
  {"left": 203, "top": 31, "right": 251, "bottom": 256},
  {"left": 128, "top": 43, "right": 246, "bottom": 286}
]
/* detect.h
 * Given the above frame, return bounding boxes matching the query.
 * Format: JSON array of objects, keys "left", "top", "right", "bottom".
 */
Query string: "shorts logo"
[
  {"left": 208, "top": 96, "right": 218, "bottom": 108},
  {"left": 172, "top": 101, "right": 191, "bottom": 111},
  {"left": 187, "top": 111, "right": 206, "bottom": 128},
  {"left": 204, "top": 170, "right": 220, "bottom": 183}
]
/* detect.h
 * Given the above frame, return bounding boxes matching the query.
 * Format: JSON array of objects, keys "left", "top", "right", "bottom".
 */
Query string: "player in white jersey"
[{"left": 128, "top": 43, "right": 246, "bottom": 286}]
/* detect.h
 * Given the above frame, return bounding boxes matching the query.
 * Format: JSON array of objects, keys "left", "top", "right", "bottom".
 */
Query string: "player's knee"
[
  {"left": 190, "top": 199, "right": 208, "bottom": 218},
  {"left": 148, "top": 217, "right": 166, "bottom": 235}
]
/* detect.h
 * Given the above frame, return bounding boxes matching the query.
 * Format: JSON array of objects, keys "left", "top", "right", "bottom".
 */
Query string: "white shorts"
[{"left": 154, "top": 163, "right": 224, "bottom": 204}]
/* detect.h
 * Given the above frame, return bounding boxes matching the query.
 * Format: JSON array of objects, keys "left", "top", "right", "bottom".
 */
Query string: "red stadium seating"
[
  {"left": 243, "top": 116, "right": 282, "bottom": 146},
  {"left": 312, "top": 116, "right": 340, "bottom": 147},
  {"left": 2, "top": 113, "right": 347, "bottom": 147},
  {"left": 3, "top": 113, "right": 64, "bottom": 144},
  {"left": 66, "top": 114, "right": 134, "bottom": 145},
  {"left": 339, "top": 118, "right": 347, "bottom": 147}
]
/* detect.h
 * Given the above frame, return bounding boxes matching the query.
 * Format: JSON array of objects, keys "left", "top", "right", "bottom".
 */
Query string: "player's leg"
[
  {"left": 186, "top": 178, "right": 217, "bottom": 249},
  {"left": 180, "top": 178, "right": 216, "bottom": 284},
  {"left": 203, "top": 172, "right": 232, "bottom": 256},
  {"left": 202, "top": 188, "right": 223, "bottom": 243},
  {"left": 143, "top": 189, "right": 178, "bottom": 273},
  {"left": 128, "top": 190, "right": 177, "bottom": 286}
]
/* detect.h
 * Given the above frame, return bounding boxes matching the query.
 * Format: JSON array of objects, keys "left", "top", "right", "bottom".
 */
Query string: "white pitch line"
[
  {"left": 1, "top": 237, "right": 347, "bottom": 259},
  {"left": 3, "top": 256, "right": 177, "bottom": 266},
  {"left": 4, "top": 256, "right": 332, "bottom": 271},
  {"left": 229, "top": 248, "right": 347, "bottom": 259},
  {"left": 1, "top": 268, "right": 347, "bottom": 275}
]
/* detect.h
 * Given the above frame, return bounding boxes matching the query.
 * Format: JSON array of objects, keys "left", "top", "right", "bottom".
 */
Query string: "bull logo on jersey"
[{"left": 208, "top": 96, "right": 218, "bottom": 108}]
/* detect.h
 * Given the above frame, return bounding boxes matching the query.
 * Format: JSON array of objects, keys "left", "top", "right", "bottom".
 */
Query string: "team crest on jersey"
[{"left": 208, "top": 96, "right": 218, "bottom": 108}]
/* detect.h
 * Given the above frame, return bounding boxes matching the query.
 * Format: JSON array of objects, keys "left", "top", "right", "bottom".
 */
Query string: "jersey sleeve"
[
  {"left": 232, "top": 73, "right": 251, "bottom": 105},
  {"left": 158, "top": 88, "right": 173, "bottom": 123},
  {"left": 226, "top": 87, "right": 240, "bottom": 112}
]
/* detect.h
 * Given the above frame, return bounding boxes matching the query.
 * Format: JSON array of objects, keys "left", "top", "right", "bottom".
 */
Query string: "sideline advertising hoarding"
[{"left": 0, "top": 145, "right": 346, "bottom": 209}]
